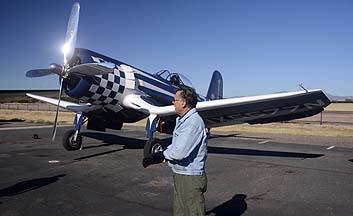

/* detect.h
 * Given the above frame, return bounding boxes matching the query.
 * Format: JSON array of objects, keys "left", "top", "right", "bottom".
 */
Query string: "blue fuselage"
[{"left": 63, "top": 48, "right": 203, "bottom": 123}]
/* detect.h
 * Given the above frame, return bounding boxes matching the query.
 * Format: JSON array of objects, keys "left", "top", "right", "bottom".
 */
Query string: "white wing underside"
[
  {"left": 26, "top": 93, "right": 101, "bottom": 113},
  {"left": 123, "top": 89, "right": 330, "bottom": 128},
  {"left": 123, "top": 89, "right": 325, "bottom": 116}
]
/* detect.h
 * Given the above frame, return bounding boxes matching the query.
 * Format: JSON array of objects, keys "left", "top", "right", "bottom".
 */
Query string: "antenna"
[{"left": 299, "top": 83, "right": 308, "bottom": 93}]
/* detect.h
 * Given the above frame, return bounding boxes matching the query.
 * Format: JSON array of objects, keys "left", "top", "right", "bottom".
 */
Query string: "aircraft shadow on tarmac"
[
  {"left": 81, "top": 132, "right": 148, "bottom": 150},
  {"left": 207, "top": 194, "right": 247, "bottom": 216},
  {"left": 209, "top": 133, "right": 267, "bottom": 140},
  {"left": 75, "top": 132, "right": 171, "bottom": 161},
  {"left": 0, "top": 174, "right": 65, "bottom": 198},
  {"left": 349, "top": 159, "right": 353, "bottom": 163},
  {"left": 208, "top": 133, "right": 323, "bottom": 158},
  {"left": 208, "top": 146, "right": 323, "bottom": 158},
  {"left": 81, "top": 132, "right": 322, "bottom": 159},
  {"left": 0, "top": 118, "right": 25, "bottom": 126}
]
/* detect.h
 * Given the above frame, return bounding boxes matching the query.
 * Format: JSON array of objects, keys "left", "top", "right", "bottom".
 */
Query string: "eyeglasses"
[{"left": 172, "top": 98, "right": 184, "bottom": 102}]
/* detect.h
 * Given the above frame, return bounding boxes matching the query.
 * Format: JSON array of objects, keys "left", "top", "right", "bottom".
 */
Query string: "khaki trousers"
[{"left": 173, "top": 172, "right": 207, "bottom": 216}]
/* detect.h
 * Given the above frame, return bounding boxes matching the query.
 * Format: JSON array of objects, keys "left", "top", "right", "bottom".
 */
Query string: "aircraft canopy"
[{"left": 155, "top": 70, "right": 194, "bottom": 88}]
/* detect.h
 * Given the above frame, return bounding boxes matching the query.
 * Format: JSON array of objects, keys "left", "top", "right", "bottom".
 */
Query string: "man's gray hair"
[{"left": 176, "top": 86, "right": 197, "bottom": 108}]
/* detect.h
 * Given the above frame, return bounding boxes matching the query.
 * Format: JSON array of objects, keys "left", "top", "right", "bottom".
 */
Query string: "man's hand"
[{"left": 142, "top": 151, "right": 165, "bottom": 168}]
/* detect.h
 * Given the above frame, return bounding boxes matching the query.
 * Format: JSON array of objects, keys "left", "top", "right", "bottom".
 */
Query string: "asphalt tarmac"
[{"left": 0, "top": 123, "right": 352, "bottom": 216}]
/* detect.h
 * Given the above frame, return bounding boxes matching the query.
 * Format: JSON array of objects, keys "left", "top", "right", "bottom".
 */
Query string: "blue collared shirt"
[{"left": 163, "top": 108, "right": 208, "bottom": 175}]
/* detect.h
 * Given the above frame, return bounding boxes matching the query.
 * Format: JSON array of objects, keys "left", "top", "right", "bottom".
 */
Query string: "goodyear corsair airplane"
[{"left": 26, "top": 3, "right": 331, "bottom": 156}]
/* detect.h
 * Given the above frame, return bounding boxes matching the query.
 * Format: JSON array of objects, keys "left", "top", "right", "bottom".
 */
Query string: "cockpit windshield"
[{"left": 155, "top": 70, "right": 194, "bottom": 88}]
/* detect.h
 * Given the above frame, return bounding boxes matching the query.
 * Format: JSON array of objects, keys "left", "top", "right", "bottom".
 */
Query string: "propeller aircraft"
[{"left": 26, "top": 3, "right": 331, "bottom": 156}]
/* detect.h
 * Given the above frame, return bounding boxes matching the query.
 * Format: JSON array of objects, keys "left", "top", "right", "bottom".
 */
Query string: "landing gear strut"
[{"left": 143, "top": 114, "right": 166, "bottom": 157}]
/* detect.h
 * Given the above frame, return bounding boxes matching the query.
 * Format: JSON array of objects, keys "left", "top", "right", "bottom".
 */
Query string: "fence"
[
  {"left": 2, "top": 103, "right": 353, "bottom": 125},
  {"left": 0, "top": 103, "right": 69, "bottom": 112}
]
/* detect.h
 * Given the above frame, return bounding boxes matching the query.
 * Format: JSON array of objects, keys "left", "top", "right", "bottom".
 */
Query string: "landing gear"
[
  {"left": 143, "top": 114, "right": 167, "bottom": 157},
  {"left": 62, "top": 112, "right": 84, "bottom": 151},
  {"left": 144, "top": 138, "right": 165, "bottom": 157},
  {"left": 62, "top": 129, "right": 82, "bottom": 151}
]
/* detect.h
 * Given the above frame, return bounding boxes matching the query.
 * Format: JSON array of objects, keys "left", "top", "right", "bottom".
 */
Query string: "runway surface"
[{"left": 0, "top": 123, "right": 352, "bottom": 216}]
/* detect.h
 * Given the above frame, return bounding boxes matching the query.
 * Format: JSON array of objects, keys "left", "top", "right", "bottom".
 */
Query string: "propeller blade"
[
  {"left": 26, "top": 63, "right": 64, "bottom": 77},
  {"left": 62, "top": 2, "right": 80, "bottom": 65},
  {"left": 26, "top": 69, "right": 53, "bottom": 77},
  {"left": 51, "top": 77, "right": 64, "bottom": 144}
]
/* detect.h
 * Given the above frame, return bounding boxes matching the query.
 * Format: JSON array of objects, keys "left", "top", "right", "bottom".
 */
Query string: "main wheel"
[
  {"left": 62, "top": 129, "right": 82, "bottom": 151},
  {"left": 143, "top": 138, "right": 165, "bottom": 157}
]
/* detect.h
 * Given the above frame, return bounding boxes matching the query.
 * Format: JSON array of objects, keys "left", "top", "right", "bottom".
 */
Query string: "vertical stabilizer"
[{"left": 206, "top": 70, "right": 223, "bottom": 100}]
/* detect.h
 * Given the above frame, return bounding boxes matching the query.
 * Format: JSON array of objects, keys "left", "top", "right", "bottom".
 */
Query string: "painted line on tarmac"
[
  {"left": 48, "top": 160, "right": 60, "bottom": 164},
  {"left": 0, "top": 125, "right": 71, "bottom": 131},
  {"left": 258, "top": 140, "right": 270, "bottom": 144},
  {"left": 326, "top": 146, "right": 335, "bottom": 150}
]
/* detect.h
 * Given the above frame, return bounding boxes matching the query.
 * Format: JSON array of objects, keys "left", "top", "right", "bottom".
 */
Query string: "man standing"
[{"left": 143, "top": 86, "right": 208, "bottom": 216}]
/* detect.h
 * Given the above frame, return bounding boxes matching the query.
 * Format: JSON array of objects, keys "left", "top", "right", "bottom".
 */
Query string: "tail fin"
[{"left": 206, "top": 70, "right": 223, "bottom": 100}]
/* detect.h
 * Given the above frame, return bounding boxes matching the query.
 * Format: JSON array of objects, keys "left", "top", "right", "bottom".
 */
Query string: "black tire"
[
  {"left": 143, "top": 138, "right": 165, "bottom": 157},
  {"left": 206, "top": 128, "right": 211, "bottom": 138},
  {"left": 62, "top": 129, "right": 82, "bottom": 151}
]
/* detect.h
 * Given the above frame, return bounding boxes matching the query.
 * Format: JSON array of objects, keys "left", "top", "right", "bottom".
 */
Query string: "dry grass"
[
  {"left": 1, "top": 108, "right": 353, "bottom": 138},
  {"left": 325, "top": 103, "right": 353, "bottom": 111},
  {"left": 0, "top": 109, "right": 75, "bottom": 124},
  {"left": 212, "top": 122, "right": 353, "bottom": 137}
]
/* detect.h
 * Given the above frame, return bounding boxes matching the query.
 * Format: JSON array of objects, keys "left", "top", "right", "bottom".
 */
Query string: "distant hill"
[
  {"left": 0, "top": 90, "right": 68, "bottom": 103},
  {"left": 326, "top": 93, "right": 353, "bottom": 102}
]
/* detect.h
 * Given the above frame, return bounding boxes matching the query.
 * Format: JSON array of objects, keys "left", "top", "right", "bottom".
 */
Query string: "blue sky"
[{"left": 1, "top": 0, "right": 353, "bottom": 97}]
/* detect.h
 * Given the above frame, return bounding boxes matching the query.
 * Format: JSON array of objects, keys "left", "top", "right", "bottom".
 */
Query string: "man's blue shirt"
[{"left": 163, "top": 108, "right": 208, "bottom": 175}]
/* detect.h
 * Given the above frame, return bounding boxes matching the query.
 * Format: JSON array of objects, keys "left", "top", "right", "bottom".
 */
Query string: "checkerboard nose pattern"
[{"left": 80, "top": 68, "right": 126, "bottom": 108}]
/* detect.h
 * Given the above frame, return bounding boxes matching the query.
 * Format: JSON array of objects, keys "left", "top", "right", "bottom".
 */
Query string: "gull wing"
[
  {"left": 26, "top": 93, "right": 101, "bottom": 113},
  {"left": 122, "top": 94, "right": 175, "bottom": 115},
  {"left": 122, "top": 89, "right": 330, "bottom": 128}
]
